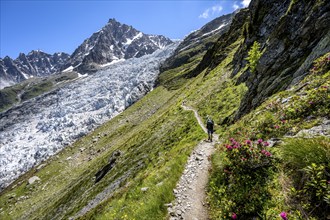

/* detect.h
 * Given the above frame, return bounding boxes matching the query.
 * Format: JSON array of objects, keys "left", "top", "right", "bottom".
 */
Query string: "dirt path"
[{"left": 168, "top": 105, "right": 218, "bottom": 220}]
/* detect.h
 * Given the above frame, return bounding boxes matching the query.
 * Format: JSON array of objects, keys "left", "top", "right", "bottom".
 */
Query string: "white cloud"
[
  {"left": 199, "top": 8, "right": 210, "bottom": 19},
  {"left": 233, "top": 2, "right": 240, "bottom": 10},
  {"left": 212, "top": 5, "right": 223, "bottom": 13},
  {"left": 241, "top": 0, "right": 251, "bottom": 8},
  {"left": 199, "top": 5, "right": 223, "bottom": 19}
]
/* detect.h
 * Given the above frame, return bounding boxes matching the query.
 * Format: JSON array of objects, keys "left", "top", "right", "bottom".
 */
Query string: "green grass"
[
  {"left": 0, "top": 87, "right": 19, "bottom": 112},
  {"left": 207, "top": 53, "right": 330, "bottom": 219},
  {"left": 0, "top": 85, "right": 205, "bottom": 220},
  {"left": 20, "top": 81, "right": 53, "bottom": 101},
  {"left": 279, "top": 137, "right": 330, "bottom": 219},
  {"left": 281, "top": 137, "right": 330, "bottom": 169},
  {"left": 0, "top": 71, "right": 78, "bottom": 112}
]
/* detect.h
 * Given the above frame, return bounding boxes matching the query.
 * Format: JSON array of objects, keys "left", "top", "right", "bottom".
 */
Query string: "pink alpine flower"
[
  {"left": 245, "top": 140, "right": 252, "bottom": 145},
  {"left": 261, "top": 149, "right": 272, "bottom": 157},
  {"left": 257, "top": 139, "right": 263, "bottom": 144},
  {"left": 232, "top": 212, "right": 237, "bottom": 219},
  {"left": 226, "top": 145, "right": 233, "bottom": 151},
  {"left": 280, "top": 211, "right": 287, "bottom": 220},
  {"left": 263, "top": 141, "right": 270, "bottom": 147}
]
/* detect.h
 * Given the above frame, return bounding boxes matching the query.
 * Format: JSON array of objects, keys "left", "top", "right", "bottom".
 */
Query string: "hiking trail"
[{"left": 167, "top": 104, "right": 219, "bottom": 220}]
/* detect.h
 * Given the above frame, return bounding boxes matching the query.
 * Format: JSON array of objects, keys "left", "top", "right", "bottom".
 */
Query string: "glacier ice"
[{"left": 0, "top": 43, "right": 177, "bottom": 192}]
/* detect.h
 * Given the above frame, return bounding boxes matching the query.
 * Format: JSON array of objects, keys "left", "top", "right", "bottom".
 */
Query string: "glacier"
[{"left": 0, "top": 43, "right": 177, "bottom": 192}]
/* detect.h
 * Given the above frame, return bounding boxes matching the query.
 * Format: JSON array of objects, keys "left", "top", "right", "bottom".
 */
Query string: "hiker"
[{"left": 206, "top": 116, "right": 214, "bottom": 142}]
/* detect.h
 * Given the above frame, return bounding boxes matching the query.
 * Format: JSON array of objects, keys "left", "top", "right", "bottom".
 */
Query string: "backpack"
[{"left": 207, "top": 118, "right": 214, "bottom": 128}]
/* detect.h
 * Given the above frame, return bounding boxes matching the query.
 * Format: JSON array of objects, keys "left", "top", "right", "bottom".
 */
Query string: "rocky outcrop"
[
  {"left": 95, "top": 151, "right": 121, "bottom": 183},
  {"left": 0, "top": 57, "right": 26, "bottom": 88},
  {"left": 234, "top": 0, "right": 330, "bottom": 118}
]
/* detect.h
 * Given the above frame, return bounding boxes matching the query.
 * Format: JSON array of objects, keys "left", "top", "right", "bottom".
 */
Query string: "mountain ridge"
[
  {"left": 0, "top": 18, "right": 173, "bottom": 89},
  {"left": 0, "top": 51, "right": 70, "bottom": 89}
]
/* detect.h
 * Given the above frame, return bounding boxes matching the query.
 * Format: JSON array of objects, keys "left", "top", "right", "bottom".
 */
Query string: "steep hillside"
[
  {"left": 158, "top": 12, "right": 234, "bottom": 89},
  {"left": 196, "top": 0, "right": 330, "bottom": 119},
  {"left": 0, "top": 71, "right": 79, "bottom": 112},
  {"left": 0, "top": 0, "right": 329, "bottom": 219}
]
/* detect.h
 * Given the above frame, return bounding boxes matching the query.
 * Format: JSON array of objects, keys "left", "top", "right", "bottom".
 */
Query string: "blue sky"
[{"left": 0, "top": 0, "right": 251, "bottom": 59}]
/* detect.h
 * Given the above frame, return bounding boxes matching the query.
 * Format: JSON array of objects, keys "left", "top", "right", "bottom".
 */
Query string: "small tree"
[{"left": 246, "top": 41, "right": 262, "bottom": 73}]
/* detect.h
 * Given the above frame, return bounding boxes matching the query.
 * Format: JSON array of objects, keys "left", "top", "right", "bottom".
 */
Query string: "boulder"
[{"left": 28, "top": 176, "right": 41, "bottom": 185}]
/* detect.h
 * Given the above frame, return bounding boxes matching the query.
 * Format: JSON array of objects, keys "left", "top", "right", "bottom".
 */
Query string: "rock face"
[
  {"left": 0, "top": 51, "right": 70, "bottom": 89},
  {"left": 192, "top": 0, "right": 330, "bottom": 119},
  {"left": 66, "top": 18, "right": 173, "bottom": 73},
  {"left": 193, "top": 8, "right": 249, "bottom": 75},
  {"left": 234, "top": 0, "right": 330, "bottom": 118}
]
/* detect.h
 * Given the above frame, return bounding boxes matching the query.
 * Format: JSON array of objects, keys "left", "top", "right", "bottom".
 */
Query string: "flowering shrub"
[
  {"left": 209, "top": 53, "right": 330, "bottom": 219},
  {"left": 209, "top": 138, "right": 276, "bottom": 219},
  {"left": 225, "top": 138, "right": 273, "bottom": 171}
]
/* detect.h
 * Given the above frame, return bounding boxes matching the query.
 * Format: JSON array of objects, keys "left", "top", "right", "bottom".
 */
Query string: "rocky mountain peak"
[
  {"left": 67, "top": 19, "right": 173, "bottom": 73},
  {"left": 1, "top": 18, "right": 173, "bottom": 88},
  {"left": 0, "top": 51, "right": 70, "bottom": 89}
]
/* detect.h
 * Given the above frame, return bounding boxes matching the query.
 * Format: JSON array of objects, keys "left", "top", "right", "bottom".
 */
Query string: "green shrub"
[
  {"left": 281, "top": 137, "right": 330, "bottom": 219},
  {"left": 246, "top": 41, "right": 262, "bottom": 73}
]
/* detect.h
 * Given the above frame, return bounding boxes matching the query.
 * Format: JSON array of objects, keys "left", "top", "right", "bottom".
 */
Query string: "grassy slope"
[
  {"left": 0, "top": 71, "right": 78, "bottom": 112},
  {"left": 0, "top": 32, "right": 245, "bottom": 220},
  {"left": 207, "top": 53, "right": 330, "bottom": 219},
  {"left": 0, "top": 84, "right": 206, "bottom": 219}
]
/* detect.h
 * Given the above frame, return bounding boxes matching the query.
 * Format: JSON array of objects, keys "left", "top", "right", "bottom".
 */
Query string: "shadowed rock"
[{"left": 94, "top": 150, "right": 121, "bottom": 183}]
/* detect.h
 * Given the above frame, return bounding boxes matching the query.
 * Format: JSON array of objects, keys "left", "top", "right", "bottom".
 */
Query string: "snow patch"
[
  {"left": 21, "top": 71, "right": 31, "bottom": 80},
  {"left": 201, "top": 23, "right": 228, "bottom": 37},
  {"left": 99, "top": 59, "right": 125, "bottom": 68},
  {"left": 124, "top": 32, "right": 143, "bottom": 45},
  {"left": 63, "top": 66, "right": 74, "bottom": 72},
  {"left": 77, "top": 72, "right": 88, "bottom": 78}
]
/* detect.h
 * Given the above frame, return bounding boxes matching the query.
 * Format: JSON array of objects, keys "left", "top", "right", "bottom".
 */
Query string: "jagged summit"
[
  {"left": 0, "top": 51, "right": 70, "bottom": 89},
  {"left": 65, "top": 18, "right": 173, "bottom": 73}
]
